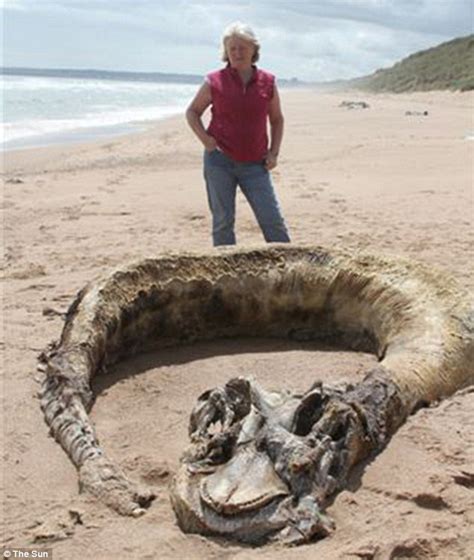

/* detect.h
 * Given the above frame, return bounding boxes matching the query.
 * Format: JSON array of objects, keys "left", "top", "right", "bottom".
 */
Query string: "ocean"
[{"left": 1, "top": 69, "right": 201, "bottom": 150}]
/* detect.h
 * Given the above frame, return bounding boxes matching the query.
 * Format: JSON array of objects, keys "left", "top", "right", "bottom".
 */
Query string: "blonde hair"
[{"left": 221, "top": 21, "right": 260, "bottom": 63}]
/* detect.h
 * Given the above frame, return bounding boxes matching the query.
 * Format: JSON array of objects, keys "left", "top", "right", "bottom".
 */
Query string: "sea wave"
[
  {"left": 1, "top": 74, "right": 197, "bottom": 147},
  {"left": 3, "top": 75, "right": 198, "bottom": 93},
  {"left": 2, "top": 104, "right": 186, "bottom": 143}
]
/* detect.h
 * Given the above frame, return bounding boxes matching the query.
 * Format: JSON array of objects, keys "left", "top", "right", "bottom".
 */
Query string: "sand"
[{"left": 2, "top": 89, "right": 473, "bottom": 559}]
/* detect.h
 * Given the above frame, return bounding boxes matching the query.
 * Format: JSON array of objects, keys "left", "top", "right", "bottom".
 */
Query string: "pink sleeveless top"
[{"left": 206, "top": 65, "right": 275, "bottom": 162}]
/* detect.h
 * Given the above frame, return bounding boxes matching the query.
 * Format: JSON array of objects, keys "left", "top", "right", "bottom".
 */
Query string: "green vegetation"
[{"left": 352, "top": 35, "right": 474, "bottom": 93}]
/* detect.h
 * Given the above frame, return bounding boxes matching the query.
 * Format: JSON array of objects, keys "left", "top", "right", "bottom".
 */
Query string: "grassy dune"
[{"left": 353, "top": 35, "right": 474, "bottom": 93}]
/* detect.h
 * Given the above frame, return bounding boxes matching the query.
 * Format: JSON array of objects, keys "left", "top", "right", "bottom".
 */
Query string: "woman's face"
[{"left": 225, "top": 36, "right": 255, "bottom": 69}]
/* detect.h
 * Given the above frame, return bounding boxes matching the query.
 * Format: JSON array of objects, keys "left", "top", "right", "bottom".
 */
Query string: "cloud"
[
  {"left": 1, "top": 0, "right": 28, "bottom": 9},
  {"left": 5, "top": 0, "right": 471, "bottom": 36},
  {"left": 260, "top": 0, "right": 471, "bottom": 36},
  {"left": 3, "top": 0, "right": 472, "bottom": 81}
]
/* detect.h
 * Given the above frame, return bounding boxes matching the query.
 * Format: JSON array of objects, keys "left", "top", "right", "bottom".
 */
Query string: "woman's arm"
[
  {"left": 266, "top": 84, "right": 284, "bottom": 170},
  {"left": 185, "top": 82, "right": 217, "bottom": 152}
]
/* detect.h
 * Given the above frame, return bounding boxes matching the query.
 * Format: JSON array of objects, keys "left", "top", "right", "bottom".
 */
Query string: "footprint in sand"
[
  {"left": 61, "top": 206, "right": 82, "bottom": 221},
  {"left": 297, "top": 187, "right": 320, "bottom": 200},
  {"left": 19, "top": 283, "right": 56, "bottom": 292},
  {"left": 7, "top": 264, "right": 47, "bottom": 280},
  {"left": 99, "top": 184, "right": 116, "bottom": 193},
  {"left": 160, "top": 131, "right": 179, "bottom": 145},
  {"left": 5, "top": 177, "right": 24, "bottom": 184},
  {"left": 2, "top": 200, "right": 18, "bottom": 209},
  {"left": 30, "top": 509, "right": 85, "bottom": 544},
  {"left": 185, "top": 214, "right": 206, "bottom": 222},
  {"left": 102, "top": 142, "right": 118, "bottom": 152},
  {"left": 105, "top": 174, "right": 128, "bottom": 186}
]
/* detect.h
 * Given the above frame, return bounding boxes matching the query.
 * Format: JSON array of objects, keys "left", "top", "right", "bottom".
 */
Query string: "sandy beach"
[{"left": 2, "top": 89, "right": 473, "bottom": 559}]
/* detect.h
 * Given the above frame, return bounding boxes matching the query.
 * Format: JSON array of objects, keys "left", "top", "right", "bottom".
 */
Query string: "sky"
[{"left": 2, "top": 0, "right": 473, "bottom": 82}]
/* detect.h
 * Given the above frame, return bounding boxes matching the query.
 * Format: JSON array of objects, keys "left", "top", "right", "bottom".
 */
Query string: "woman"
[{"left": 186, "top": 22, "right": 291, "bottom": 246}]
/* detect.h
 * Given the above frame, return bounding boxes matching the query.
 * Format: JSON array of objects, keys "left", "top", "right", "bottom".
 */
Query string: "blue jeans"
[{"left": 203, "top": 149, "right": 291, "bottom": 246}]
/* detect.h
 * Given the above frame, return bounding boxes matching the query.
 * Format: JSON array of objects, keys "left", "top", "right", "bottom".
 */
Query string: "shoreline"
[
  {"left": 2, "top": 86, "right": 302, "bottom": 154},
  {"left": 2, "top": 108, "right": 188, "bottom": 153},
  {"left": 3, "top": 87, "right": 472, "bottom": 157},
  {"left": 2, "top": 121, "right": 147, "bottom": 152}
]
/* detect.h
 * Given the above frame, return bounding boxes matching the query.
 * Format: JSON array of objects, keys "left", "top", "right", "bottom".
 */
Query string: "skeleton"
[
  {"left": 38, "top": 246, "right": 473, "bottom": 545},
  {"left": 171, "top": 374, "right": 403, "bottom": 544}
]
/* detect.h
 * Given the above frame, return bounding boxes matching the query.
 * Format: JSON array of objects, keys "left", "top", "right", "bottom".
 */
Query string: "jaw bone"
[{"left": 171, "top": 371, "right": 402, "bottom": 545}]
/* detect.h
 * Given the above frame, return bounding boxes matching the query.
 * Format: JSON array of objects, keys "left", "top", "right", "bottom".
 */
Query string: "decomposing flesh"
[{"left": 38, "top": 246, "right": 473, "bottom": 544}]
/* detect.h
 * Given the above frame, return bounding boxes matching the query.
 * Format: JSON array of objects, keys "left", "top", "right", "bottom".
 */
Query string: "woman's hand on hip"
[
  {"left": 204, "top": 136, "right": 218, "bottom": 152},
  {"left": 264, "top": 152, "right": 278, "bottom": 170}
]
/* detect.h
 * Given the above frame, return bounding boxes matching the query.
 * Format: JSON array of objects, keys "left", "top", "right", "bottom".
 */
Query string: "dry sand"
[{"left": 2, "top": 89, "right": 473, "bottom": 559}]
